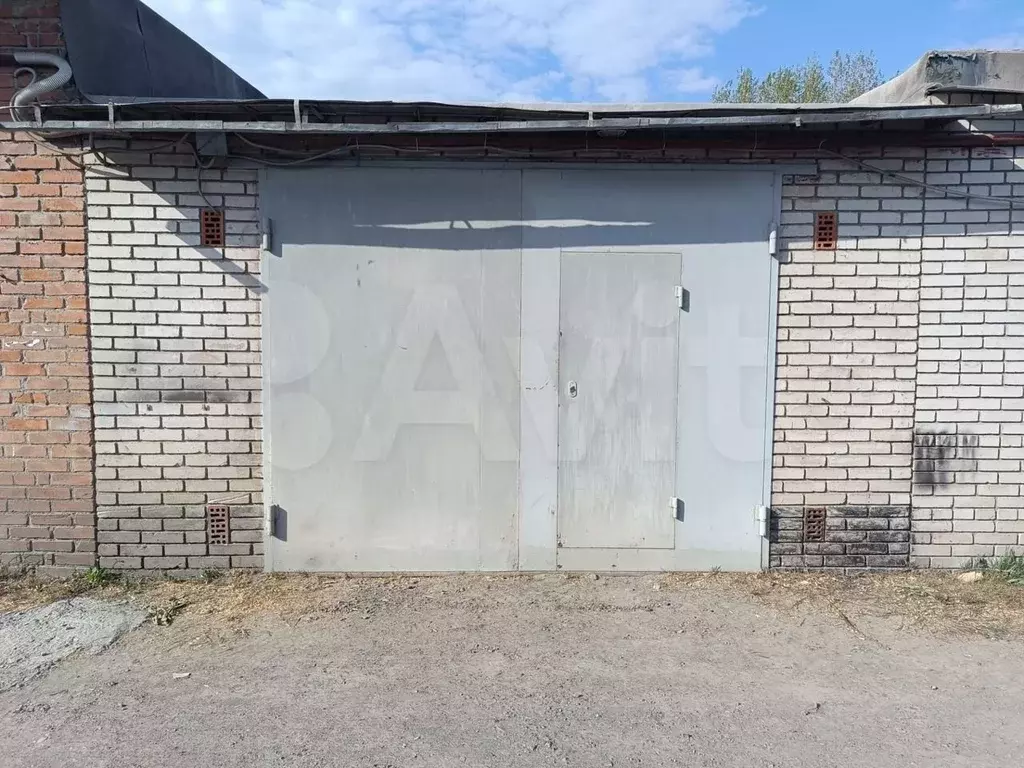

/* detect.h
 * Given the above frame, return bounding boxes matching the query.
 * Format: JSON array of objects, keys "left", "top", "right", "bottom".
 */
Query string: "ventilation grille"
[
  {"left": 200, "top": 209, "right": 226, "bottom": 247},
  {"left": 803, "top": 507, "right": 826, "bottom": 543},
  {"left": 814, "top": 211, "right": 838, "bottom": 250},
  {"left": 206, "top": 505, "right": 230, "bottom": 545}
]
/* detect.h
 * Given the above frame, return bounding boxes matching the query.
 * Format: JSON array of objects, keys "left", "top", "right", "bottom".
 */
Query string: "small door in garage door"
[
  {"left": 522, "top": 168, "right": 777, "bottom": 572},
  {"left": 557, "top": 251, "right": 681, "bottom": 549}
]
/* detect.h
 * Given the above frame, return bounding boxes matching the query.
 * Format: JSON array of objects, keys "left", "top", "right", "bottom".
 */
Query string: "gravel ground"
[{"left": 1, "top": 574, "right": 1022, "bottom": 768}]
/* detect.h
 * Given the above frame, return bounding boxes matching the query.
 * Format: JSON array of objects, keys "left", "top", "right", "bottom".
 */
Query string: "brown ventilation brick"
[
  {"left": 803, "top": 507, "right": 826, "bottom": 542},
  {"left": 200, "top": 208, "right": 226, "bottom": 247},
  {"left": 206, "top": 505, "right": 230, "bottom": 545},
  {"left": 814, "top": 211, "right": 838, "bottom": 250}
]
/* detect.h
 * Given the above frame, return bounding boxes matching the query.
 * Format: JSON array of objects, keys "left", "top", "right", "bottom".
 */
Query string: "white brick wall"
[
  {"left": 773, "top": 134, "right": 1024, "bottom": 567},
  {"left": 773, "top": 149, "right": 922, "bottom": 511},
  {"left": 86, "top": 139, "right": 264, "bottom": 573},
  {"left": 911, "top": 144, "right": 1024, "bottom": 567}
]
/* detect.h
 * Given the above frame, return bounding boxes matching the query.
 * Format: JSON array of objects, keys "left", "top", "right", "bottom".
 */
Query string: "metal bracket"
[
  {"left": 196, "top": 131, "right": 228, "bottom": 157},
  {"left": 756, "top": 505, "right": 769, "bottom": 538},
  {"left": 671, "top": 497, "right": 685, "bottom": 522}
]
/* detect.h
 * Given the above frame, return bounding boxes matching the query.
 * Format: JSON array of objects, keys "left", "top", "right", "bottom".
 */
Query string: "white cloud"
[
  {"left": 140, "top": 0, "right": 754, "bottom": 102},
  {"left": 671, "top": 67, "right": 721, "bottom": 94}
]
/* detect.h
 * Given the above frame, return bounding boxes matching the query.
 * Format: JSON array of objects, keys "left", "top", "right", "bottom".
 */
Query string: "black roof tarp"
[{"left": 60, "top": 0, "right": 265, "bottom": 102}]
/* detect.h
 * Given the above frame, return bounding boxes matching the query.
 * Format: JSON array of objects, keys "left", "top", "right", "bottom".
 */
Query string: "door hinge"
[
  {"left": 671, "top": 497, "right": 684, "bottom": 522},
  {"left": 769, "top": 222, "right": 786, "bottom": 262},
  {"left": 268, "top": 504, "right": 287, "bottom": 539},
  {"left": 675, "top": 286, "right": 690, "bottom": 312},
  {"left": 756, "top": 505, "right": 769, "bottom": 538},
  {"left": 262, "top": 217, "right": 274, "bottom": 252}
]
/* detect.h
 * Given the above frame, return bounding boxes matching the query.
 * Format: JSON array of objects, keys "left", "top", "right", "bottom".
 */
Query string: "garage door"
[{"left": 262, "top": 166, "right": 777, "bottom": 572}]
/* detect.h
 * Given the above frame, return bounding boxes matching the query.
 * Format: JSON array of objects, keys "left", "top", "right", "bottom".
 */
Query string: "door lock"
[{"left": 567, "top": 380, "right": 578, "bottom": 398}]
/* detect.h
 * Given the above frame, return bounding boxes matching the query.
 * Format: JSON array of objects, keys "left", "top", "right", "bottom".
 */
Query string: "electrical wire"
[
  {"left": 233, "top": 133, "right": 347, "bottom": 156},
  {"left": 7, "top": 112, "right": 1024, "bottom": 209},
  {"left": 225, "top": 136, "right": 1024, "bottom": 211},
  {"left": 187, "top": 140, "right": 219, "bottom": 209},
  {"left": 226, "top": 136, "right": 622, "bottom": 166},
  {"left": 820, "top": 146, "right": 1022, "bottom": 209}
]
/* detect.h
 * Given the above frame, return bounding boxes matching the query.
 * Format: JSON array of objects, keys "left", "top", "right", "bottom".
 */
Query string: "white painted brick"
[{"left": 87, "top": 141, "right": 264, "bottom": 572}]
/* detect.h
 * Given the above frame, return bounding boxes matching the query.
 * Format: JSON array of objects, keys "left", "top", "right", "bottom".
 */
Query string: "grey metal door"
[
  {"left": 263, "top": 164, "right": 777, "bottom": 572},
  {"left": 262, "top": 167, "right": 522, "bottom": 572},
  {"left": 557, "top": 251, "right": 681, "bottom": 549}
]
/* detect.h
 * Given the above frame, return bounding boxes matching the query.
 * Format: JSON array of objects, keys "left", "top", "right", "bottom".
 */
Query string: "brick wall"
[
  {"left": 769, "top": 149, "right": 922, "bottom": 569},
  {"left": 0, "top": 0, "right": 89, "bottom": 577},
  {"left": 769, "top": 120, "right": 1024, "bottom": 569},
  {"left": 911, "top": 139, "right": 1024, "bottom": 567},
  {"left": 0, "top": 131, "right": 92, "bottom": 575},
  {"left": 86, "top": 139, "right": 263, "bottom": 574},
  {"left": 72, "top": 128, "right": 1023, "bottom": 574}
]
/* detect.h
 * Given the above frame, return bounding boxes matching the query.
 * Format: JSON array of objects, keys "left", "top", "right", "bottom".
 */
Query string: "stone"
[{"left": 958, "top": 571, "right": 984, "bottom": 583}]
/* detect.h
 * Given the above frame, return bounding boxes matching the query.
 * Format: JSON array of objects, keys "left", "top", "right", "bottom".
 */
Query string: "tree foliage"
[{"left": 711, "top": 52, "right": 885, "bottom": 103}]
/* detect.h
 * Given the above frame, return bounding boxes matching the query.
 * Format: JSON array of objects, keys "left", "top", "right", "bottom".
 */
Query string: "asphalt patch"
[{"left": 0, "top": 598, "right": 146, "bottom": 692}]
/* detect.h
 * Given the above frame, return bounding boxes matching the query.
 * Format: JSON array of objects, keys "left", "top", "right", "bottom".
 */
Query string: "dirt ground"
[{"left": 1, "top": 571, "right": 1024, "bottom": 768}]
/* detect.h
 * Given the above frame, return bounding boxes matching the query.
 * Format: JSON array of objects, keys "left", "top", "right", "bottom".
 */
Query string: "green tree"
[{"left": 712, "top": 52, "right": 885, "bottom": 103}]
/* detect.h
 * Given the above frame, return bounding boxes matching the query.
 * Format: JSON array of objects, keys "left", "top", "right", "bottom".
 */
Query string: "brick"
[
  {"left": 187, "top": 556, "right": 231, "bottom": 569},
  {"left": 143, "top": 556, "right": 186, "bottom": 569},
  {"left": 119, "top": 544, "right": 164, "bottom": 557},
  {"left": 99, "top": 556, "right": 142, "bottom": 569},
  {"left": 163, "top": 544, "right": 208, "bottom": 556},
  {"left": 865, "top": 555, "right": 909, "bottom": 567},
  {"left": 230, "top": 555, "right": 263, "bottom": 568}
]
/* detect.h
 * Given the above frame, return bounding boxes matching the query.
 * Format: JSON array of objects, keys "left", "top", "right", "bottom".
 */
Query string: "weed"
[
  {"left": 201, "top": 569, "right": 223, "bottom": 583},
  {"left": 966, "top": 551, "right": 1024, "bottom": 587},
  {"left": 83, "top": 566, "right": 114, "bottom": 587}
]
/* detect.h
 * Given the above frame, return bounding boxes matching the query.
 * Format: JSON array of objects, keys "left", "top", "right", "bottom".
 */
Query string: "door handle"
[{"left": 567, "top": 380, "right": 578, "bottom": 398}]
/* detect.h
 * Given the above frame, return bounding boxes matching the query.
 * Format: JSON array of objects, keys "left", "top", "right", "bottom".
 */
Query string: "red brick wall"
[
  {"left": 1, "top": 1, "right": 93, "bottom": 575},
  {"left": 0, "top": 133, "right": 93, "bottom": 575}
]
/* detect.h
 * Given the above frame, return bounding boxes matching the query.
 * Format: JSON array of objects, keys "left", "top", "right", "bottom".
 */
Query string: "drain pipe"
[{"left": 8, "top": 51, "right": 73, "bottom": 121}]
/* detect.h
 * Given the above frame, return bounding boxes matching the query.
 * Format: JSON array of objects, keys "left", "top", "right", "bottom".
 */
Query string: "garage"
[{"left": 262, "top": 165, "right": 778, "bottom": 572}]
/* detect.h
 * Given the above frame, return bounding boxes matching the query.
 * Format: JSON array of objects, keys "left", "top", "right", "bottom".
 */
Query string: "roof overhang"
[{"left": 3, "top": 100, "right": 1020, "bottom": 136}]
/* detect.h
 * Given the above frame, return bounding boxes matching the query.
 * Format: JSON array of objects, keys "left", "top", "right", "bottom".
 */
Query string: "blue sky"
[{"left": 142, "top": 0, "right": 1024, "bottom": 102}]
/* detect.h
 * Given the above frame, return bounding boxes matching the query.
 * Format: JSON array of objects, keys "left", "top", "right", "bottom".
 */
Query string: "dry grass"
[
  {"left": 662, "top": 570, "right": 1024, "bottom": 637},
  {"left": 0, "top": 571, "right": 332, "bottom": 622},
  {"left": 2, "top": 569, "right": 1024, "bottom": 638}
]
